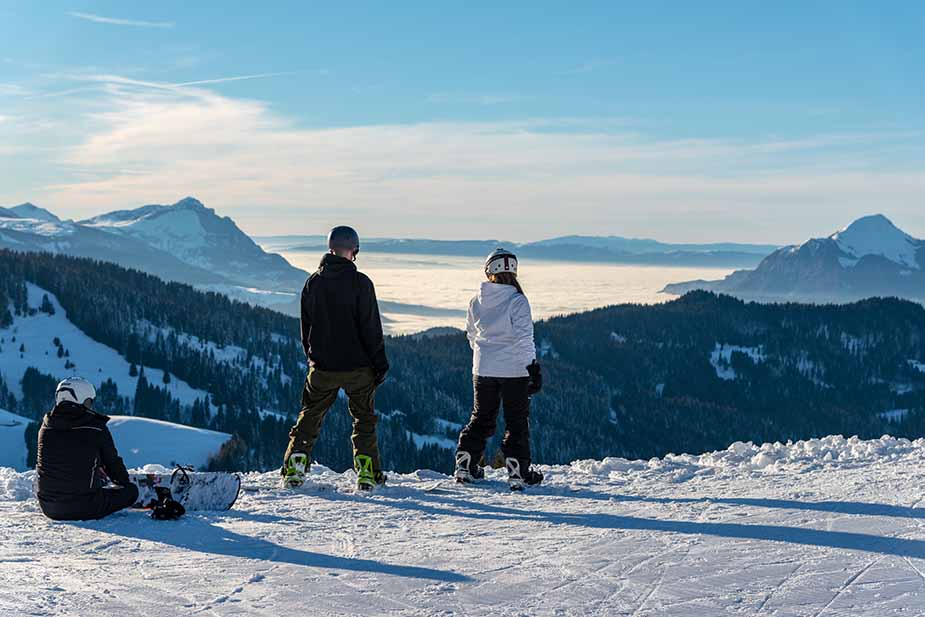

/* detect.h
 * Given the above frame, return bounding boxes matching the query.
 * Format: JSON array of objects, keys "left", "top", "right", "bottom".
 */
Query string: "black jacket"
[
  {"left": 36, "top": 402, "right": 131, "bottom": 503},
  {"left": 300, "top": 254, "right": 389, "bottom": 374}
]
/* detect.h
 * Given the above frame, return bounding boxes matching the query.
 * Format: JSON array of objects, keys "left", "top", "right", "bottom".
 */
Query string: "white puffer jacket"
[{"left": 466, "top": 282, "right": 536, "bottom": 378}]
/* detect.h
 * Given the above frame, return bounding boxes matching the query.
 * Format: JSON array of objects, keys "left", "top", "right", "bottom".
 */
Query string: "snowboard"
[{"left": 131, "top": 469, "right": 241, "bottom": 511}]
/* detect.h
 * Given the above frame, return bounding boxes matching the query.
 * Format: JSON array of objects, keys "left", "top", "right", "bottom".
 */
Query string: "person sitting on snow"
[{"left": 36, "top": 377, "right": 139, "bottom": 521}]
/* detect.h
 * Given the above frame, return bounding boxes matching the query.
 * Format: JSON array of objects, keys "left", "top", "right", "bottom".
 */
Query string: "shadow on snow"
[
  {"left": 372, "top": 491, "right": 925, "bottom": 559},
  {"left": 66, "top": 512, "right": 470, "bottom": 583}
]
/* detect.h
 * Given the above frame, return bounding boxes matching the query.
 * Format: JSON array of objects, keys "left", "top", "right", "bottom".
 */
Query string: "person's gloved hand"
[
  {"left": 374, "top": 369, "right": 388, "bottom": 386},
  {"left": 526, "top": 360, "right": 543, "bottom": 396}
]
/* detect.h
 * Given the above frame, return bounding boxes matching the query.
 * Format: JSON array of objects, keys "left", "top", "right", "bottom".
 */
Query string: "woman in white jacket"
[{"left": 455, "top": 248, "right": 543, "bottom": 490}]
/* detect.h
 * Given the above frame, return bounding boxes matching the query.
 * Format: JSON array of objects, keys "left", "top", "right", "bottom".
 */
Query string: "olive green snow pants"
[{"left": 283, "top": 367, "right": 381, "bottom": 472}]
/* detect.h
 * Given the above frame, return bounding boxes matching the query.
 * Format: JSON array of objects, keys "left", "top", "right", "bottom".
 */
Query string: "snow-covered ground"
[
  {"left": 3, "top": 434, "right": 925, "bottom": 616},
  {"left": 710, "top": 343, "right": 766, "bottom": 381},
  {"left": 107, "top": 416, "right": 231, "bottom": 470},
  {"left": 0, "top": 283, "right": 211, "bottom": 404},
  {"left": 0, "top": 409, "right": 32, "bottom": 471}
]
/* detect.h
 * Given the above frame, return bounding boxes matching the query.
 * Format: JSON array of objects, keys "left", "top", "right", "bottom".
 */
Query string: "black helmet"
[{"left": 328, "top": 226, "right": 360, "bottom": 254}]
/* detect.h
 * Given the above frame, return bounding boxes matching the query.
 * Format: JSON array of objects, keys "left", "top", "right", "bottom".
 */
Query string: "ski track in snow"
[{"left": 3, "top": 435, "right": 925, "bottom": 616}]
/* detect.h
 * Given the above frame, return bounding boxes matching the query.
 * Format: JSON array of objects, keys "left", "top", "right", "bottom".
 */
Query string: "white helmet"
[
  {"left": 485, "top": 248, "right": 518, "bottom": 276},
  {"left": 55, "top": 378, "right": 96, "bottom": 409}
]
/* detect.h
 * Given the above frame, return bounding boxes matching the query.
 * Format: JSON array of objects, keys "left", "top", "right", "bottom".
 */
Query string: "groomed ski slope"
[{"left": 2, "top": 435, "right": 925, "bottom": 616}]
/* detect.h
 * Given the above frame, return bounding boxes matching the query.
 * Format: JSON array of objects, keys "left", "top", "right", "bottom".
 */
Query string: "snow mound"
[
  {"left": 0, "top": 467, "right": 34, "bottom": 501},
  {"left": 107, "top": 416, "right": 231, "bottom": 470},
  {"left": 572, "top": 434, "right": 925, "bottom": 482}
]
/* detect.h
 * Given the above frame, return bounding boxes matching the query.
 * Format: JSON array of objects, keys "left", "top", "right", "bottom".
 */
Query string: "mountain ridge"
[
  {"left": 0, "top": 197, "right": 307, "bottom": 314},
  {"left": 663, "top": 214, "right": 925, "bottom": 303}
]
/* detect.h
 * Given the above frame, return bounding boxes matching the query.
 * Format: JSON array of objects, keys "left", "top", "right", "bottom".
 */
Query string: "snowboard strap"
[{"left": 170, "top": 465, "right": 193, "bottom": 489}]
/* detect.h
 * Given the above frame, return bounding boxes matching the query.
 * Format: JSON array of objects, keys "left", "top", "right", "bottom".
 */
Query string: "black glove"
[
  {"left": 374, "top": 369, "right": 388, "bottom": 386},
  {"left": 150, "top": 486, "right": 186, "bottom": 521},
  {"left": 526, "top": 360, "right": 542, "bottom": 396}
]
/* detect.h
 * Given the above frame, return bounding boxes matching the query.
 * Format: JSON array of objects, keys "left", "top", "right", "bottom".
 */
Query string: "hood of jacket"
[
  {"left": 43, "top": 401, "right": 110, "bottom": 430},
  {"left": 316, "top": 253, "right": 358, "bottom": 279},
  {"left": 478, "top": 281, "right": 518, "bottom": 308}
]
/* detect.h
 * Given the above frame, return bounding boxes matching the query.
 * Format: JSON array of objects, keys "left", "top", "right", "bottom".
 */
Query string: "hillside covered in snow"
[{"left": 2, "top": 435, "right": 925, "bottom": 615}]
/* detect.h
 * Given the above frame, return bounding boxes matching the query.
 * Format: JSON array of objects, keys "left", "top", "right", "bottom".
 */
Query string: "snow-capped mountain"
[
  {"left": 0, "top": 197, "right": 307, "bottom": 314},
  {"left": 10, "top": 203, "right": 61, "bottom": 223},
  {"left": 663, "top": 214, "right": 925, "bottom": 303}
]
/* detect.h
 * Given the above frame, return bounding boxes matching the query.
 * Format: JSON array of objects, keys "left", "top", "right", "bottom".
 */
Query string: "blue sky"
[{"left": 0, "top": 2, "right": 922, "bottom": 242}]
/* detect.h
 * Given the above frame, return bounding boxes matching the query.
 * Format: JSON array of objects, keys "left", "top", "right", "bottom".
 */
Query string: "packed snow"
[
  {"left": 0, "top": 409, "right": 31, "bottom": 471},
  {"left": 3, "top": 434, "right": 925, "bottom": 615},
  {"left": 107, "top": 416, "right": 231, "bottom": 470},
  {"left": 909, "top": 360, "right": 925, "bottom": 374},
  {"left": 0, "top": 284, "right": 211, "bottom": 405}
]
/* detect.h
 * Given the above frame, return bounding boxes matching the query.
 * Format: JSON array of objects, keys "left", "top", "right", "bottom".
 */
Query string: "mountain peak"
[
  {"left": 172, "top": 197, "right": 208, "bottom": 211},
  {"left": 830, "top": 213, "right": 920, "bottom": 269},
  {"left": 835, "top": 214, "right": 901, "bottom": 237},
  {"left": 11, "top": 203, "right": 61, "bottom": 223}
]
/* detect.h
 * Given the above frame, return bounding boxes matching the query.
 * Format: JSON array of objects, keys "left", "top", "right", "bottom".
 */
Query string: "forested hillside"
[{"left": 1, "top": 250, "right": 924, "bottom": 474}]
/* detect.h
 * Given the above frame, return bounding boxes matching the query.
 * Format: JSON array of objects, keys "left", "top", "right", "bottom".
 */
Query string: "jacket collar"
[
  {"left": 317, "top": 253, "right": 357, "bottom": 278},
  {"left": 45, "top": 401, "right": 110, "bottom": 429}
]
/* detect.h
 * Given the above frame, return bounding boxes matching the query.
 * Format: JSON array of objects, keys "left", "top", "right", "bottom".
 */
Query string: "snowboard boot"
[
  {"left": 282, "top": 452, "right": 308, "bottom": 488},
  {"left": 506, "top": 457, "right": 543, "bottom": 491},
  {"left": 454, "top": 451, "right": 485, "bottom": 484},
  {"left": 355, "top": 455, "right": 386, "bottom": 491}
]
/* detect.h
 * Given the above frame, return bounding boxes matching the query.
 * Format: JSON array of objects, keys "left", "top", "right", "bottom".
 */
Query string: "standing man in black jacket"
[
  {"left": 282, "top": 225, "right": 390, "bottom": 491},
  {"left": 36, "top": 378, "right": 139, "bottom": 521}
]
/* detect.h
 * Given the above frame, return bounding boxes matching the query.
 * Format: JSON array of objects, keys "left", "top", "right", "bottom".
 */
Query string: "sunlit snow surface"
[
  {"left": 3, "top": 434, "right": 925, "bottom": 615},
  {"left": 0, "top": 409, "right": 31, "bottom": 471},
  {"left": 107, "top": 416, "right": 231, "bottom": 470}
]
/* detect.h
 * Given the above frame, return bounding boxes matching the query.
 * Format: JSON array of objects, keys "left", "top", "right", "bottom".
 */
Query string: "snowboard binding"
[
  {"left": 354, "top": 454, "right": 386, "bottom": 491},
  {"left": 454, "top": 451, "right": 485, "bottom": 484},
  {"left": 282, "top": 452, "right": 308, "bottom": 489},
  {"left": 506, "top": 457, "right": 543, "bottom": 492},
  {"left": 150, "top": 486, "right": 186, "bottom": 521}
]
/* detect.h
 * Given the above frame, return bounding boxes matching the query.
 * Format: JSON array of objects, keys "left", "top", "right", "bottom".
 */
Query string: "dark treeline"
[{"left": 2, "top": 249, "right": 924, "bottom": 474}]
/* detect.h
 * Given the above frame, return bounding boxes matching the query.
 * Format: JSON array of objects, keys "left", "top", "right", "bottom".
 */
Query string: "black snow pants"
[
  {"left": 39, "top": 484, "right": 139, "bottom": 521},
  {"left": 457, "top": 376, "right": 532, "bottom": 467}
]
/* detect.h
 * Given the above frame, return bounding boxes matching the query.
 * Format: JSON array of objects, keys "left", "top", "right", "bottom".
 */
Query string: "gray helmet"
[
  {"left": 485, "top": 247, "right": 518, "bottom": 276},
  {"left": 327, "top": 226, "right": 360, "bottom": 254}
]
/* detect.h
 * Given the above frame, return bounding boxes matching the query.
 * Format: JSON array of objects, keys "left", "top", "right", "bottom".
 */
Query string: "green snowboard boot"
[
  {"left": 354, "top": 455, "right": 386, "bottom": 491},
  {"left": 282, "top": 452, "right": 308, "bottom": 488}
]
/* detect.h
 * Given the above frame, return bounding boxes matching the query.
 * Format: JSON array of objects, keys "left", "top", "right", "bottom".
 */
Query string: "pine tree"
[{"left": 39, "top": 294, "right": 55, "bottom": 315}]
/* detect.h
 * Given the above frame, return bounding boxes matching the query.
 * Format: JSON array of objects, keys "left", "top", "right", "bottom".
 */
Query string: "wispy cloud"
[
  {"left": 68, "top": 11, "right": 174, "bottom": 29},
  {"left": 7, "top": 74, "right": 924, "bottom": 240},
  {"left": 173, "top": 72, "right": 298, "bottom": 87}
]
